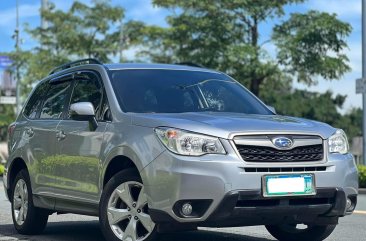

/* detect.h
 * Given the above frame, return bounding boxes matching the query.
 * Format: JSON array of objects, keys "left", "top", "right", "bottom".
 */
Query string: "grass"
[
  {"left": 358, "top": 165, "right": 366, "bottom": 188},
  {"left": 0, "top": 164, "right": 4, "bottom": 176}
]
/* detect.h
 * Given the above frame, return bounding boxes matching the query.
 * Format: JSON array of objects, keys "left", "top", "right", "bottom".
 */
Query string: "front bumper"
[
  {"left": 150, "top": 188, "right": 355, "bottom": 227},
  {"left": 141, "top": 139, "right": 358, "bottom": 224}
]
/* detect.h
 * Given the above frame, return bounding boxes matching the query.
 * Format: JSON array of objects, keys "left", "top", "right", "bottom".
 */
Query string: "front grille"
[{"left": 236, "top": 144, "right": 324, "bottom": 162}]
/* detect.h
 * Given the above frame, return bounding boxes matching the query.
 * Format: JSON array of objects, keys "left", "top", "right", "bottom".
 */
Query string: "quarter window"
[{"left": 40, "top": 81, "right": 71, "bottom": 119}]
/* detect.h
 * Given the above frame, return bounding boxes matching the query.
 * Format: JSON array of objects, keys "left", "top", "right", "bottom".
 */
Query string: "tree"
[
  {"left": 10, "top": 0, "right": 126, "bottom": 98},
  {"left": 262, "top": 85, "right": 362, "bottom": 140},
  {"left": 138, "top": 0, "right": 351, "bottom": 97},
  {"left": 30, "top": 0, "right": 124, "bottom": 62}
]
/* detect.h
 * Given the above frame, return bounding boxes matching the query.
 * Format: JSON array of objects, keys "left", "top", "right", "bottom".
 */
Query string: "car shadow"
[{"left": 0, "top": 221, "right": 274, "bottom": 241}]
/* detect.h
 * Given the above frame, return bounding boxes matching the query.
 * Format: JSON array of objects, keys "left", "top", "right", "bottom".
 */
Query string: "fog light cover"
[
  {"left": 173, "top": 199, "right": 213, "bottom": 218},
  {"left": 181, "top": 203, "right": 193, "bottom": 216}
]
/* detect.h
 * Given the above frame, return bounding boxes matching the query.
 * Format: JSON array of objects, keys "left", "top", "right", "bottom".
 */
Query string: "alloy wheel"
[
  {"left": 13, "top": 179, "right": 29, "bottom": 226},
  {"left": 107, "top": 181, "right": 155, "bottom": 241}
]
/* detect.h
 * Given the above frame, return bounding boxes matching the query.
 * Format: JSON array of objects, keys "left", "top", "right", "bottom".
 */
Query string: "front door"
[{"left": 53, "top": 71, "right": 109, "bottom": 202}]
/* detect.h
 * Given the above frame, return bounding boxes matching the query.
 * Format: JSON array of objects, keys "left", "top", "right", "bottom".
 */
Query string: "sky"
[{"left": 0, "top": 0, "right": 362, "bottom": 113}]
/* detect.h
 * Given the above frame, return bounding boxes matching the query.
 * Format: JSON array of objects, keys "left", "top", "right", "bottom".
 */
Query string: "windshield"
[{"left": 109, "top": 69, "right": 273, "bottom": 115}]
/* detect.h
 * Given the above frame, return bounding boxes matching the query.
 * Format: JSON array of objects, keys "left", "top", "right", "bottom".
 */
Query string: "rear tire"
[
  {"left": 11, "top": 169, "right": 49, "bottom": 235},
  {"left": 265, "top": 223, "right": 336, "bottom": 241},
  {"left": 99, "top": 169, "right": 158, "bottom": 241}
]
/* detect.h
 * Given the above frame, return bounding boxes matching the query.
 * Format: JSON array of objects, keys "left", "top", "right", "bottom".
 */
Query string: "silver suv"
[{"left": 3, "top": 59, "right": 358, "bottom": 241}]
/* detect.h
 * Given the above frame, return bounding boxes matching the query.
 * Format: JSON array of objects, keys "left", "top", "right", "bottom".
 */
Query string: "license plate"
[{"left": 262, "top": 174, "right": 316, "bottom": 197}]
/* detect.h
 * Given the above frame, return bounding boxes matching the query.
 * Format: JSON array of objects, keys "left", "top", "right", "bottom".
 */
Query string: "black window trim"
[{"left": 23, "top": 68, "right": 111, "bottom": 122}]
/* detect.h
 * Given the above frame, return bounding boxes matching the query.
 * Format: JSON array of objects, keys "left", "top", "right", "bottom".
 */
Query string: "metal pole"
[
  {"left": 41, "top": 0, "right": 48, "bottom": 29},
  {"left": 363, "top": 0, "right": 366, "bottom": 165},
  {"left": 15, "top": 0, "right": 21, "bottom": 114}
]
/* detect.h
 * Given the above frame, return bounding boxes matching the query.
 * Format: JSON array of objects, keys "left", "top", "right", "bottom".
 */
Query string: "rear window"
[
  {"left": 109, "top": 69, "right": 272, "bottom": 115},
  {"left": 23, "top": 81, "right": 48, "bottom": 119}
]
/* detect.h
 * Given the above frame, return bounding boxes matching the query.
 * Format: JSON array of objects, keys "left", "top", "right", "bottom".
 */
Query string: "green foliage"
[
  {"left": 260, "top": 78, "right": 361, "bottom": 141},
  {"left": 3, "top": 0, "right": 361, "bottom": 144},
  {"left": 0, "top": 165, "right": 4, "bottom": 176},
  {"left": 10, "top": 0, "right": 127, "bottom": 100},
  {"left": 30, "top": 0, "right": 124, "bottom": 62},
  {"left": 0, "top": 105, "right": 15, "bottom": 141},
  {"left": 9, "top": 49, "right": 68, "bottom": 97},
  {"left": 335, "top": 108, "right": 363, "bottom": 141},
  {"left": 273, "top": 11, "right": 352, "bottom": 85},
  {"left": 141, "top": 0, "right": 351, "bottom": 97},
  {"left": 358, "top": 165, "right": 366, "bottom": 188}
]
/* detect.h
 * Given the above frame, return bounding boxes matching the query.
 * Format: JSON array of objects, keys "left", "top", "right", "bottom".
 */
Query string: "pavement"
[{"left": 0, "top": 179, "right": 365, "bottom": 241}]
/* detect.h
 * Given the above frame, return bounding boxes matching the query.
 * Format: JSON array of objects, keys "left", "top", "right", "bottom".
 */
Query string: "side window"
[
  {"left": 40, "top": 81, "right": 71, "bottom": 119},
  {"left": 69, "top": 73, "right": 104, "bottom": 120},
  {"left": 23, "top": 81, "right": 49, "bottom": 119}
]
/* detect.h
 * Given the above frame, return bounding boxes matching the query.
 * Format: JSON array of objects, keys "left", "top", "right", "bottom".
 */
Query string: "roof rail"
[
  {"left": 49, "top": 58, "right": 103, "bottom": 75},
  {"left": 175, "top": 62, "right": 204, "bottom": 68}
]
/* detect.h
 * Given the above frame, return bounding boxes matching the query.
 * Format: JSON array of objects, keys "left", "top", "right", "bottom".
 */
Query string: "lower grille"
[
  {"left": 236, "top": 144, "right": 324, "bottom": 162},
  {"left": 243, "top": 166, "right": 327, "bottom": 173},
  {"left": 236, "top": 197, "right": 332, "bottom": 208}
]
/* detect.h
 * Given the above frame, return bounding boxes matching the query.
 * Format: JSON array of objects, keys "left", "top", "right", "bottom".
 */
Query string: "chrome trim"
[
  {"left": 233, "top": 135, "right": 322, "bottom": 150},
  {"left": 36, "top": 192, "right": 99, "bottom": 204},
  {"left": 242, "top": 166, "right": 331, "bottom": 173},
  {"left": 229, "top": 131, "right": 327, "bottom": 140},
  {"left": 230, "top": 134, "right": 327, "bottom": 165}
]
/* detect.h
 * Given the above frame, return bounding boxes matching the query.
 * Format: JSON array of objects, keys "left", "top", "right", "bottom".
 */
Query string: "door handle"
[
  {"left": 25, "top": 127, "right": 34, "bottom": 137},
  {"left": 56, "top": 130, "right": 66, "bottom": 141}
]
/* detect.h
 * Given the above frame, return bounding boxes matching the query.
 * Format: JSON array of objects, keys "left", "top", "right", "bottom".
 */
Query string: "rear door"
[
  {"left": 54, "top": 71, "right": 109, "bottom": 203},
  {"left": 23, "top": 78, "right": 73, "bottom": 196}
]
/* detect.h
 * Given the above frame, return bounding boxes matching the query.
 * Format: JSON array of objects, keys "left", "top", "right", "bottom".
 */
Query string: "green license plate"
[{"left": 262, "top": 174, "right": 316, "bottom": 197}]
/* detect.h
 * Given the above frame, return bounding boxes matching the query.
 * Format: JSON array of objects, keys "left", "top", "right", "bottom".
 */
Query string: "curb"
[{"left": 360, "top": 188, "right": 366, "bottom": 195}]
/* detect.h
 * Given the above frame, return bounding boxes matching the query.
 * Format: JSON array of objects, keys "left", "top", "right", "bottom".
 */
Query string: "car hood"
[{"left": 131, "top": 112, "right": 336, "bottom": 139}]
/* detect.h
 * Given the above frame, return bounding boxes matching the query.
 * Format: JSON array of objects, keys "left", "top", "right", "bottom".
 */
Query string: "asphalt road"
[{"left": 0, "top": 180, "right": 365, "bottom": 241}]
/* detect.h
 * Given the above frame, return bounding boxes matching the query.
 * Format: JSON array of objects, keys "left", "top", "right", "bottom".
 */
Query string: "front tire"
[
  {"left": 11, "top": 169, "right": 49, "bottom": 235},
  {"left": 265, "top": 223, "right": 336, "bottom": 241},
  {"left": 99, "top": 169, "right": 157, "bottom": 241}
]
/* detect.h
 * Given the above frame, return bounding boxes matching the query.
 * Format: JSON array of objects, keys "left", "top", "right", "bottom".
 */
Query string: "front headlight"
[
  {"left": 328, "top": 129, "right": 349, "bottom": 154},
  {"left": 154, "top": 127, "right": 226, "bottom": 156}
]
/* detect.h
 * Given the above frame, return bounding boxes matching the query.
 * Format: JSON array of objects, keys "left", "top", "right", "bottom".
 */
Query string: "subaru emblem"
[{"left": 272, "top": 137, "right": 293, "bottom": 149}]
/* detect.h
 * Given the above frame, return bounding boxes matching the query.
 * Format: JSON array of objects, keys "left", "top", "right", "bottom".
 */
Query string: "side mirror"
[
  {"left": 70, "top": 102, "right": 98, "bottom": 130},
  {"left": 267, "top": 105, "right": 277, "bottom": 114}
]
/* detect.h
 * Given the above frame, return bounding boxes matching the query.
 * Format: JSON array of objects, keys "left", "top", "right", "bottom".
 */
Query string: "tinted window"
[
  {"left": 40, "top": 81, "right": 71, "bottom": 119},
  {"left": 24, "top": 81, "right": 49, "bottom": 119},
  {"left": 68, "top": 73, "right": 104, "bottom": 120},
  {"left": 110, "top": 69, "right": 272, "bottom": 115}
]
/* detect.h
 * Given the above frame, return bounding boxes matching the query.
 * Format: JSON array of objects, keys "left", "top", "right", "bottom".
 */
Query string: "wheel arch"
[
  {"left": 7, "top": 157, "right": 28, "bottom": 200},
  {"left": 101, "top": 146, "right": 145, "bottom": 190},
  {"left": 102, "top": 155, "right": 139, "bottom": 186}
]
